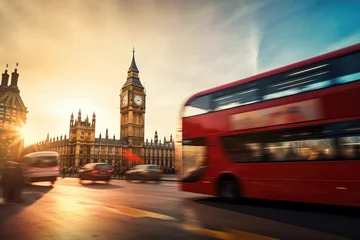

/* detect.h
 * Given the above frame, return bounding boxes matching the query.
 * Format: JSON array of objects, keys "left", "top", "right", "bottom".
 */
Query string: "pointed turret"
[
  {"left": 92, "top": 112, "right": 96, "bottom": 127},
  {"left": 154, "top": 131, "right": 158, "bottom": 144},
  {"left": 0, "top": 64, "right": 9, "bottom": 92},
  {"left": 78, "top": 109, "right": 81, "bottom": 123},
  {"left": 70, "top": 113, "right": 74, "bottom": 126},
  {"left": 128, "top": 47, "right": 139, "bottom": 73},
  {"left": 123, "top": 47, "right": 143, "bottom": 88},
  {"left": 8, "top": 63, "right": 20, "bottom": 93}
]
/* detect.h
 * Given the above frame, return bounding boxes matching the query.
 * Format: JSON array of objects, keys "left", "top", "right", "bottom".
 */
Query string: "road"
[{"left": 0, "top": 178, "right": 359, "bottom": 240}]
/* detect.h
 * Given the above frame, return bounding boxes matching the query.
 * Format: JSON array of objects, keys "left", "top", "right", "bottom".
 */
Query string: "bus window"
[
  {"left": 333, "top": 52, "right": 360, "bottom": 85},
  {"left": 339, "top": 136, "right": 360, "bottom": 159},
  {"left": 337, "top": 119, "right": 360, "bottom": 159},
  {"left": 265, "top": 138, "right": 335, "bottom": 161},
  {"left": 183, "top": 95, "right": 212, "bottom": 117},
  {"left": 214, "top": 88, "right": 260, "bottom": 111},
  {"left": 30, "top": 156, "right": 58, "bottom": 168},
  {"left": 264, "top": 63, "right": 332, "bottom": 100},
  {"left": 221, "top": 134, "right": 263, "bottom": 163}
]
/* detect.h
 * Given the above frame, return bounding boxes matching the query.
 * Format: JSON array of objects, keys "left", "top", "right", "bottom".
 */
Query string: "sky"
[{"left": 0, "top": 0, "right": 359, "bottom": 146}]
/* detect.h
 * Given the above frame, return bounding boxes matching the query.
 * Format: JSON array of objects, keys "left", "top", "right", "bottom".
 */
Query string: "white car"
[{"left": 22, "top": 151, "right": 61, "bottom": 186}]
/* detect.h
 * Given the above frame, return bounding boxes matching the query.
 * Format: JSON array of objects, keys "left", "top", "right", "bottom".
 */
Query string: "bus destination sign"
[{"left": 230, "top": 99, "right": 323, "bottom": 131}]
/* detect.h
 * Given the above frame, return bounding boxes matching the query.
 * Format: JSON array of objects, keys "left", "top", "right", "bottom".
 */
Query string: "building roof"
[
  {"left": 123, "top": 48, "right": 144, "bottom": 88},
  {"left": 95, "top": 138, "right": 122, "bottom": 145},
  {"left": 0, "top": 89, "right": 27, "bottom": 110},
  {"left": 128, "top": 48, "right": 139, "bottom": 72},
  {"left": 123, "top": 77, "right": 143, "bottom": 88},
  {"left": 0, "top": 65, "right": 27, "bottom": 111}
]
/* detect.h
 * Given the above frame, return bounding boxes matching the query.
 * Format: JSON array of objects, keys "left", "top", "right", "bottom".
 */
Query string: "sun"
[
  {"left": 6, "top": 124, "right": 27, "bottom": 149},
  {"left": 15, "top": 125, "right": 27, "bottom": 140}
]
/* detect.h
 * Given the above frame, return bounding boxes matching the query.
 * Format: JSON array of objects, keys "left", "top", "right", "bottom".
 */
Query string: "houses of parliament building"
[
  {"left": 23, "top": 50, "right": 175, "bottom": 168},
  {"left": 0, "top": 64, "right": 28, "bottom": 167}
]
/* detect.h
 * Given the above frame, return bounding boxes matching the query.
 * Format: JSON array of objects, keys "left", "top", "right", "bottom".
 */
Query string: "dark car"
[
  {"left": 125, "top": 164, "right": 162, "bottom": 182},
  {"left": 78, "top": 163, "right": 112, "bottom": 183}
]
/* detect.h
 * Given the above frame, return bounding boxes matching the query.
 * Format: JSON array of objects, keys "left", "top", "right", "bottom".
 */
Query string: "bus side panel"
[{"left": 231, "top": 161, "right": 360, "bottom": 207}]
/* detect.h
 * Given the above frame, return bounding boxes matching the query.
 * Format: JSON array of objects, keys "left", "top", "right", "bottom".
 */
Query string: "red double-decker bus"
[{"left": 176, "top": 43, "right": 360, "bottom": 207}]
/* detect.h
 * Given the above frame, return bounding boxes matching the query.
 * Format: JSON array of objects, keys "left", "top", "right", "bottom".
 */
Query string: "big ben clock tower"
[{"left": 120, "top": 48, "right": 146, "bottom": 166}]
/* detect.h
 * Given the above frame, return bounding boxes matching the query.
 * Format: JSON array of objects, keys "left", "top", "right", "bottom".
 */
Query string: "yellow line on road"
[
  {"left": 71, "top": 196, "right": 278, "bottom": 239},
  {"left": 70, "top": 197, "right": 176, "bottom": 221},
  {"left": 228, "top": 229, "right": 278, "bottom": 240},
  {"left": 181, "top": 224, "right": 230, "bottom": 239},
  {"left": 105, "top": 205, "right": 176, "bottom": 221},
  {"left": 181, "top": 224, "right": 279, "bottom": 240}
]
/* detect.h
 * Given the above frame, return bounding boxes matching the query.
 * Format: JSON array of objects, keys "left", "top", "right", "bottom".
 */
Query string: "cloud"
[{"left": 2, "top": 0, "right": 358, "bottom": 147}]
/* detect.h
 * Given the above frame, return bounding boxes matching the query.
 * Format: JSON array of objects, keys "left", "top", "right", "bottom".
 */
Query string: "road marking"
[
  {"left": 52, "top": 190, "right": 278, "bottom": 239},
  {"left": 105, "top": 205, "right": 176, "bottom": 221},
  {"left": 69, "top": 196, "right": 176, "bottom": 221},
  {"left": 228, "top": 229, "right": 278, "bottom": 240},
  {"left": 181, "top": 224, "right": 278, "bottom": 240}
]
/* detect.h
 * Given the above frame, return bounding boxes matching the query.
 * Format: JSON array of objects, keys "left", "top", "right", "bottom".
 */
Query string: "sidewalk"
[
  {"left": 59, "top": 174, "right": 179, "bottom": 182},
  {"left": 160, "top": 174, "right": 179, "bottom": 182}
]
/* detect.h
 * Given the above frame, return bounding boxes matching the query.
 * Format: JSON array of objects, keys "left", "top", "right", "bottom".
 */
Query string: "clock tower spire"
[
  {"left": 123, "top": 47, "right": 143, "bottom": 88},
  {"left": 120, "top": 48, "right": 146, "bottom": 167}
]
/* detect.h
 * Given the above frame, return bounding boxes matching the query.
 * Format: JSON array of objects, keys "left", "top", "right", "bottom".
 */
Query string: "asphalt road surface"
[{"left": 0, "top": 178, "right": 359, "bottom": 240}]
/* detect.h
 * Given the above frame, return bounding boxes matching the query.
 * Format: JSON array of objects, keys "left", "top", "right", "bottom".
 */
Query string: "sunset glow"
[
  {"left": 0, "top": 0, "right": 359, "bottom": 147},
  {"left": 15, "top": 126, "right": 26, "bottom": 141}
]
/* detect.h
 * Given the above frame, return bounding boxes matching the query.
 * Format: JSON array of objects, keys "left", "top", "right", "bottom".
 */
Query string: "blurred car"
[
  {"left": 0, "top": 167, "right": 3, "bottom": 185},
  {"left": 78, "top": 163, "right": 112, "bottom": 183},
  {"left": 125, "top": 164, "right": 162, "bottom": 182},
  {"left": 21, "top": 151, "right": 61, "bottom": 186}
]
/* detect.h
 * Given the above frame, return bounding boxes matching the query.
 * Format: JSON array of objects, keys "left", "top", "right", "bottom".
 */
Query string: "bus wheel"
[{"left": 219, "top": 176, "right": 239, "bottom": 200}]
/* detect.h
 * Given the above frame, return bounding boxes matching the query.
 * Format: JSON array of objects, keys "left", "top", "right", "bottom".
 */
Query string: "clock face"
[
  {"left": 122, "top": 95, "right": 128, "bottom": 106},
  {"left": 134, "top": 95, "right": 143, "bottom": 106}
]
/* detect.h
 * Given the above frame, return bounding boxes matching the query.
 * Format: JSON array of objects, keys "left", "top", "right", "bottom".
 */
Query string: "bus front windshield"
[
  {"left": 183, "top": 95, "right": 212, "bottom": 118},
  {"left": 177, "top": 100, "right": 208, "bottom": 182},
  {"left": 179, "top": 138, "right": 207, "bottom": 182}
]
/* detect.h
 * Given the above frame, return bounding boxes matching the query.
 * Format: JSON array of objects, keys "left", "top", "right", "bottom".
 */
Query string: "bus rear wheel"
[{"left": 219, "top": 176, "right": 240, "bottom": 200}]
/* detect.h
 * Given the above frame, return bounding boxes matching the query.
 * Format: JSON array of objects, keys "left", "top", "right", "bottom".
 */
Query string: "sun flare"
[{"left": 15, "top": 125, "right": 27, "bottom": 142}]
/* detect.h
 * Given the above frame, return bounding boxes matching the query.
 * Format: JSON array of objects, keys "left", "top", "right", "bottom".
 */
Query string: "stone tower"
[
  {"left": 0, "top": 63, "right": 28, "bottom": 165},
  {"left": 68, "top": 110, "right": 96, "bottom": 166},
  {"left": 120, "top": 48, "right": 146, "bottom": 166}
]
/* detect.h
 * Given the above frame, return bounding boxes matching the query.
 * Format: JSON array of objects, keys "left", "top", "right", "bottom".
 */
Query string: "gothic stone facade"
[
  {"left": 24, "top": 51, "right": 175, "bottom": 168},
  {"left": 0, "top": 64, "right": 27, "bottom": 167},
  {"left": 144, "top": 131, "right": 175, "bottom": 167}
]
